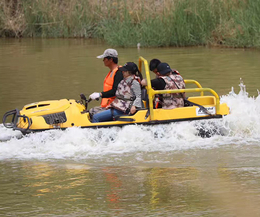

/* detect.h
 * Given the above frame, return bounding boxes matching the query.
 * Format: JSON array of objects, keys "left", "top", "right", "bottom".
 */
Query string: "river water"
[{"left": 1, "top": 39, "right": 260, "bottom": 216}]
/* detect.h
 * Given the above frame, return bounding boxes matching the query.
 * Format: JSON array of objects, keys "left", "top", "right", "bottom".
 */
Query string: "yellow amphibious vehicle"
[{"left": 3, "top": 57, "right": 229, "bottom": 135}]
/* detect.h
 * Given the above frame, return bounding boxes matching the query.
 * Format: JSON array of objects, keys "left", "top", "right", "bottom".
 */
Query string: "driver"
[{"left": 88, "top": 49, "right": 123, "bottom": 117}]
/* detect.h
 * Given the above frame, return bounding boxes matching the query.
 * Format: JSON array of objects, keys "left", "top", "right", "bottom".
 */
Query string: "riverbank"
[{"left": 1, "top": 0, "right": 260, "bottom": 48}]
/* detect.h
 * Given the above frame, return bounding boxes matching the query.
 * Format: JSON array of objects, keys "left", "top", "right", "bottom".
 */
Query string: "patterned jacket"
[
  {"left": 110, "top": 76, "right": 141, "bottom": 113},
  {"left": 160, "top": 74, "right": 185, "bottom": 109}
]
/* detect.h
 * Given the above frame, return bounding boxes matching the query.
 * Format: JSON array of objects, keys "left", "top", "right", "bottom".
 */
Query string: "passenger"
[
  {"left": 92, "top": 62, "right": 142, "bottom": 123},
  {"left": 141, "top": 62, "right": 185, "bottom": 109},
  {"left": 88, "top": 48, "right": 123, "bottom": 116},
  {"left": 147, "top": 58, "right": 162, "bottom": 107}
]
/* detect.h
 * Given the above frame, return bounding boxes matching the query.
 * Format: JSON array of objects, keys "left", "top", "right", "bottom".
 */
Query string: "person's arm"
[
  {"left": 131, "top": 80, "right": 142, "bottom": 108},
  {"left": 151, "top": 78, "right": 166, "bottom": 90},
  {"left": 101, "top": 70, "right": 123, "bottom": 98}
]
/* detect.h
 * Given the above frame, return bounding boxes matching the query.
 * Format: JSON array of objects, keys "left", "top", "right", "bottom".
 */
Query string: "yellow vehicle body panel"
[{"left": 16, "top": 95, "right": 229, "bottom": 132}]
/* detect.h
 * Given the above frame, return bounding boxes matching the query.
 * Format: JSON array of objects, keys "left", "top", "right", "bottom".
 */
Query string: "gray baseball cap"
[{"left": 97, "top": 49, "right": 118, "bottom": 58}]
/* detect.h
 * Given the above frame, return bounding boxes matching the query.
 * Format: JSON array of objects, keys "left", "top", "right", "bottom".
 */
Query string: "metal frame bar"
[{"left": 138, "top": 56, "right": 220, "bottom": 121}]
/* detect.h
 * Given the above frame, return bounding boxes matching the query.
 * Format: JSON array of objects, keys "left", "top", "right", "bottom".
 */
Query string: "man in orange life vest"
[{"left": 89, "top": 49, "right": 123, "bottom": 116}]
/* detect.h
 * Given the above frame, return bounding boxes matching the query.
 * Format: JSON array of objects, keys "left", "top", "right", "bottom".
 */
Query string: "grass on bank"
[{"left": 0, "top": 0, "right": 260, "bottom": 48}]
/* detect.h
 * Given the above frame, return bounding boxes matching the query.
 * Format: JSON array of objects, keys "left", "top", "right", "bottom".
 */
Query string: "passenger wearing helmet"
[
  {"left": 142, "top": 62, "right": 185, "bottom": 109},
  {"left": 92, "top": 62, "right": 142, "bottom": 123}
]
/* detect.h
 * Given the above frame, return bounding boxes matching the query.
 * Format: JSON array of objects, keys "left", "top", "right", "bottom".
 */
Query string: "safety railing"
[
  {"left": 138, "top": 56, "right": 220, "bottom": 121},
  {"left": 184, "top": 79, "right": 204, "bottom": 96}
]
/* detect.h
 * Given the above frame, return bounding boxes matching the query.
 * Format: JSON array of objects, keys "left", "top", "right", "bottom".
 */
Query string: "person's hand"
[
  {"left": 141, "top": 79, "right": 147, "bottom": 86},
  {"left": 130, "top": 105, "right": 136, "bottom": 114},
  {"left": 89, "top": 92, "right": 101, "bottom": 100}
]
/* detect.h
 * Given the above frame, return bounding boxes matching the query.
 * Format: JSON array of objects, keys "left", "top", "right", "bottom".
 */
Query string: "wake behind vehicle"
[{"left": 2, "top": 57, "right": 230, "bottom": 135}]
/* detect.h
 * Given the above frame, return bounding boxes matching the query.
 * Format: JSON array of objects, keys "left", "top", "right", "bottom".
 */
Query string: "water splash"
[
  {"left": 0, "top": 80, "right": 260, "bottom": 161},
  {"left": 221, "top": 79, "right": 260, "bottom": 138}
]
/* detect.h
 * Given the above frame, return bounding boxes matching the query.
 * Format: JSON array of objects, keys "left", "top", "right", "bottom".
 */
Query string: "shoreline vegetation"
[{"left": 0, "top": 0, "right": 260, "bottom": 48}]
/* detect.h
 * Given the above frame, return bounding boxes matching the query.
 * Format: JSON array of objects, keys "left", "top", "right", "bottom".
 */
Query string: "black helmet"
[
  {"left": 118, "top": 62, "right": 138, "bottom": 73},
  {"left": 157, "top": 63, "right": 172, "bottom": 75}
]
